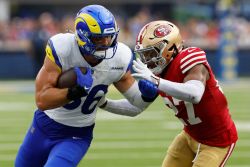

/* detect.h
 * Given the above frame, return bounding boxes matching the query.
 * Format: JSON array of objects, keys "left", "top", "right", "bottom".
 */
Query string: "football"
[{"left": 57, "top": 67, "right": 87, "bottom": 88}]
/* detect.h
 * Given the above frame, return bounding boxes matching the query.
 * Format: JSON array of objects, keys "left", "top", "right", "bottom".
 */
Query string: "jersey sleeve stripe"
[
  {"left": 180, "top": 51, "right": 205, "bottom": 63},
  {"left": 180, "top": 55, "right": 206, "bottom": 69},
  {"left": 47, "top": 39, "right": 62, "bottom": 69},
  {"left": 181, "top": 60, "right": 207, "bottom": 74}
]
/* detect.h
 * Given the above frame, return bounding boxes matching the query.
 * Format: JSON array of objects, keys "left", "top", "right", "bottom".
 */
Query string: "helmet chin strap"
[
  {"left": 93, "top": 50, "right": 106, "bottom": 59},
  {"left": 93, "top": 45, "right": 117, "bottom": 59}
]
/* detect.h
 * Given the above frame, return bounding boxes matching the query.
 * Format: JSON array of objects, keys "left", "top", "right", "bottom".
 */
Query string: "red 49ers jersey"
[{"left": 159, "top": 47, "right": 238, "bottom": 147}]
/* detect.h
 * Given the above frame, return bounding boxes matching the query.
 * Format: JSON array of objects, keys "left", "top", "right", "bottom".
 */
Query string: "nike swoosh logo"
[
  {"left": 188, "top": 48, "right": 196, "bottom": 53},
  {"left": 84, "top": 86, "right": 89, "bottom": 90}
]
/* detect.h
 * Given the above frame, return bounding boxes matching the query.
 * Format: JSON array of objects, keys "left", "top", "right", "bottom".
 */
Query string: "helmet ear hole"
[{"left": 162, "top": 46, "right": 173, "bottom": 60}]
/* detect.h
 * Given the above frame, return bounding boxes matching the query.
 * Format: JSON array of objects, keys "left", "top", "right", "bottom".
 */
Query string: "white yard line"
[
  {"left": 0, "top": 78, "right": 249, "bottom": 93},
  {"left": 0, "top": 101, "right": 250, "bottom": 132},
  {"left": 85, "top": 152, "right": 164, "bottom": 159},
  {"left": 235, "top": 121, "right": 250, "bottom": 132},
  {"left": 1, "top": 151, "right": 250, "bottom": 162},
  {"left": 0, "top": 102, "right": 35, "bottom": 112},
  {"left": 0, "top": 81, "right": 35, "bottom": 93}
]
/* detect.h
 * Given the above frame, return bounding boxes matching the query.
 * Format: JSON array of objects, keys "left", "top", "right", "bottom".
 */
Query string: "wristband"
[
  {"left": 141, "top": 94, "right": 158, "bottom": 102},
  {"left": 151, "top": 75, "right": 160, "bottom": 87}
]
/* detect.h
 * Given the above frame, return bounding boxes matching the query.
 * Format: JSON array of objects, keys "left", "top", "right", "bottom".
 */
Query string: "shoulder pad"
[
  {"left": 116, "top": 42, "right": 133, "bottom": 62},
  {"left": 49, "top": 33, "right": 74, "bottom": 58}
]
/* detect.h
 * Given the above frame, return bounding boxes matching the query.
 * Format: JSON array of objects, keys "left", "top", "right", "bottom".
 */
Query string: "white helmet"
[{"left": 134, "top": 20, "right": 183, "bottom": 75}]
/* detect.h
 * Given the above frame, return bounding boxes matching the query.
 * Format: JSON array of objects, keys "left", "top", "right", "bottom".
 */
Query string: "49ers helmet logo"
[{"left": 154, "top": 25, "right": 171, "bottom": 38}]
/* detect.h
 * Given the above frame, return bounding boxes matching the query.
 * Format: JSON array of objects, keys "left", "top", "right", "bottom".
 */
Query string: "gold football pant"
[{"left": 162, "top": 131, "right": 236, "bottom": 167}]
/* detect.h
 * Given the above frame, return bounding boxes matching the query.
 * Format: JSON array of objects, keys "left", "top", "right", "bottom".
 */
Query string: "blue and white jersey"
[{"left": 44, "top": 33, "right": 133, "bottom": 127}]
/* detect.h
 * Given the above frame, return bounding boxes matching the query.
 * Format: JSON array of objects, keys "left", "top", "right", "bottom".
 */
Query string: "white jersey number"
[
  {"left": 164, "top": 97, "right": 202, "bottom": 125},
  {"left": 64, "top": 84, "right": 108, "bottom": 114}
]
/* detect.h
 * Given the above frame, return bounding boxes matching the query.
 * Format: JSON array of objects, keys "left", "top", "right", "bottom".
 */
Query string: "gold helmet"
[{"left": 134, "top": 20, "right": 183, "bottom": 75}]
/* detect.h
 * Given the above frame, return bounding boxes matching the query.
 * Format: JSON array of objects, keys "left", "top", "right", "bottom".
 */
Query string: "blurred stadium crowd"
[
  {"left": 0, "top": 2, "right": 250, "bottom": 79},
  {"left": 1, "top": 5, "right": 250, "bottom": 52}
]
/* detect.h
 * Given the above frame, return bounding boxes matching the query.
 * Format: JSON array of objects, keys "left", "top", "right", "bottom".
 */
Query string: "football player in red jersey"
[{"left": 132, "top": 20, "right": 238, "bottom": 167}]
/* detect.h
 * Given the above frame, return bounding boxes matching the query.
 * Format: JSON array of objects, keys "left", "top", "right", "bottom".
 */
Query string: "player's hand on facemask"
[
  {"left": 138, "top": 79, "right": 158, "bottom": 99},
  {"left": 67, "top": 67, "right": 93, "bottom": 100},
  {"left": 132, "top": 58, "right": 160, "bottom": 86}
]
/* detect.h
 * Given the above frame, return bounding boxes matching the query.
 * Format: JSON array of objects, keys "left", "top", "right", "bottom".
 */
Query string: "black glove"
[{"left": 67, "top": 85, "right": 89, "bottom": 100}]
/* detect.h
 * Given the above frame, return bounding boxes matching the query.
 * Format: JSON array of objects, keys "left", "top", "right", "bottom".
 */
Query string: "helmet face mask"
[
  {"left": 75, "top": 5, "right": 119, "bottom": 59},
  {"left": 135, "top": 41, "right": 168, "bottom": 74},
  {"left": 135, "top": 20, "right": 183, "bottom": 75}
]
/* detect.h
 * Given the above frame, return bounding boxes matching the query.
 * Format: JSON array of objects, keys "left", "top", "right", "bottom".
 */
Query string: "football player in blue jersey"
[{"left": 15, "top": 5, "right": 155, "bottom": 167}]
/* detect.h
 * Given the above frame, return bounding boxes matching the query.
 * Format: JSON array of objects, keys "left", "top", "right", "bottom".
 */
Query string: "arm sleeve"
[
  {"left": 101, "top": 99, "right": 143, "bottom": 117},
  {"left": 158, "top": 79, "right": 205, "bottom": 104},
  {"left": 100, "top": 81, "right": 152, "bottom": 117}
]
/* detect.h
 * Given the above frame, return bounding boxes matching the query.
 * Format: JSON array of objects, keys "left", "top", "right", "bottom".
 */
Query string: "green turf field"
[{"left": 0, "top": 80, "right": 249, "bottom": 167}]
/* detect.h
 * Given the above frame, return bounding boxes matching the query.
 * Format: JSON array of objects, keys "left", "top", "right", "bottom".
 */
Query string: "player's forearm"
[
  {"left": 36, "top": 87, "right": 70, "bottom": 111},
  {"left": 158, "top": 79, "right": 205, "bottom": 104},
  {"left": 101, "top": 98, "right": 143, "bottom": 117},
  {"left": 100, "top": 81, "right": 153, "bottom": 117}
]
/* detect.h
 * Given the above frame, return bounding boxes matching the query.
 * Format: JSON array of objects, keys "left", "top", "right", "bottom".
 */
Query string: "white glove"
[{"left": 132, "top": 58, "right": 160, "bottom": 86}]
